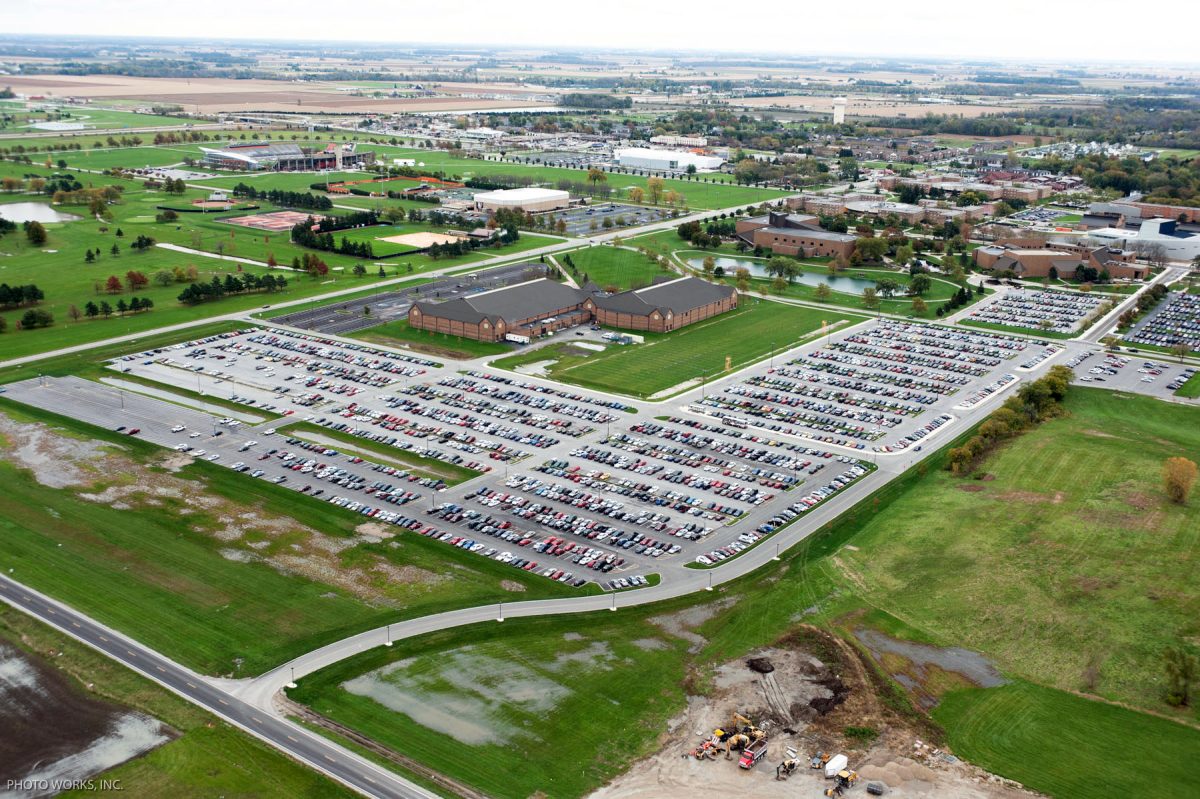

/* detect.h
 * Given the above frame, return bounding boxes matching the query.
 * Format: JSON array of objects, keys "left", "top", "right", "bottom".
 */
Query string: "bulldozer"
[{"left": 824, "top": 770, "right": 860, "bottom": 797}]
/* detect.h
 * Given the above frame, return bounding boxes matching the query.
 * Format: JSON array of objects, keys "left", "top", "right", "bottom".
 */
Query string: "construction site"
[{"left": 589, "top": 627, "right": 1039, "bottom": 799}]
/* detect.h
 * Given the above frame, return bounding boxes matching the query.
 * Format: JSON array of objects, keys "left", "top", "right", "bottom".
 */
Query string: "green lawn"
[
  {"left": 492, "top": 299, "right": 862, "bottom": 398},
  {"left": 352, "top": 317, "right": 513, "bottom": 361},
  {"left": 934, "top": 681, "right": 1200, "bottom": 799},
  {"left": 959, "top": 318, "right": 1078, "bottom": 340},
  {"left": 0, "top": 608, "right": 354, "bottom": 799},
  {"left": 0, "top": 401, "right": 577, "bottom": 676},
  {"left": 560, "top": 244, "right": 674, "bottom": 290}
]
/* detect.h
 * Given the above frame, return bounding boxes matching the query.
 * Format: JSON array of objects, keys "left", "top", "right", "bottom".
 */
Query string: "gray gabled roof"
[
  {"left": 412, "top": 278, "right": 584, "bottom": 325},
  {"left": 593, "top": 276, "right": 735, "bottom": 317}
]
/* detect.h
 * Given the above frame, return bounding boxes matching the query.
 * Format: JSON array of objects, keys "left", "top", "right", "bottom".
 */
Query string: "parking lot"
[
  {"left": 3, "top": 314, "right": 1064, "bottom": 588},
  {"left": 552, "top": 202, "right": 673, "bottom": 237},
  {"left": 685, "top": 319, "right": 1032, "bottom": 454},
  {"left": 1068, "top": 349, "right": 1198, "bottom": 401},
  {"left": 1124, "top": 291, "right": 1200, "bottom": 351},
  {"left": 965, "top": 287, "right": 1104, "bottom": 334},
  {"left": 270, "top": 262, "right": 546, "bottom": 336}
]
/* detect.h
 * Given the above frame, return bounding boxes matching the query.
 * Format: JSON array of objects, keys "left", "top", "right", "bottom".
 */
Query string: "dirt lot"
[{"left": 588, "top": 624, "right": 1038, "bottom": 799}]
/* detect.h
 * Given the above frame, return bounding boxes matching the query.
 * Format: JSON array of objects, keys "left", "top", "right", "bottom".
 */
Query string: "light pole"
[
  {"left": 706, "top": 571, "right": 713, "bottom": 591},
  {"left": 384, "top": 623, "right": 392, "bottom": 647},
  {"left": 497, "top": 602, "right": 504, "bottom": 623},
  {"left": 610, "top": 591, "right": 617, "bottom": 611},
  {"left": 287, "top": 666, "right": 297, "bottom": 689},
  {"left": 773, "top": 541, "right": 781, "bottom": 562}
]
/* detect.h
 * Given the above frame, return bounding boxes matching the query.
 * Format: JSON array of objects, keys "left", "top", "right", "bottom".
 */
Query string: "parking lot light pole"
[
  {"left": 287, "top": 666, "right": 297, "bottom": 689},
  {"left": 497, "top": 602, "right": 504, "bottom": 623},
  {"left": 610, "top": 591, "right": 617, "bottom": 611},
  {"left": 706, "top": 571, "right": 713, "bottom": 591},
  {"left": 384, "top": 623, "right": 392, "bottom": 647},
  {"left": 773, "top": 542, "right": 781, "bottom": 562}
]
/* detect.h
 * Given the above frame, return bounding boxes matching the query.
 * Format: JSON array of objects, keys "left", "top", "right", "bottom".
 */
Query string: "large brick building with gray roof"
[{"left": 408, "top": 275, "right": 737, "bottom": 342}]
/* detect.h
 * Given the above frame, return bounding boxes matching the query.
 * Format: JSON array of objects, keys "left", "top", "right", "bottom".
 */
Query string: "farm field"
[
  {"left": 0, "top": 608, "right": 355, "bottom": 798},
  {"left": 491, "top": 299, "right": 862, "bottom": 397},
  {"left": 293, "top": 387, "right": 1200, "bottom": 799},
  {"left": 0, "top": 400, "right": 577, "bottom": 676}
]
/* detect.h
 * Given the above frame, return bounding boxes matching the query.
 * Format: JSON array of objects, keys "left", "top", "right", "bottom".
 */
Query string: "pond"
[
  {"left": 686, "top": 256, "right": 879, "bottom": 293},
  {"left": 0, "top": 201, "right": 82, "bottom": 224}
]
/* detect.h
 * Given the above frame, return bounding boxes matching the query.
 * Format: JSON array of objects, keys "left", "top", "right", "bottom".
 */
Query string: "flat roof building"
[
  {"left": 473, "top": 187, "right": 571, "bottom": 214},
  {"left": 615, "top": 147, "right": 724, "bottom": 173},
  {"left": 736, "top": 211, "right": 857, "bottom": 259}
]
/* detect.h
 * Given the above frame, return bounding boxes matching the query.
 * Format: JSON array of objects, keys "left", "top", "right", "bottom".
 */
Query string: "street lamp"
[
  {"left": 384, "top": 623, "right": 392, "bottom": 647},
  {"left": 497, "top": 602, "right": 504, "bottom": 623},
  {"left": 705, "top": 571, "right": 713, "bottom": 591}
]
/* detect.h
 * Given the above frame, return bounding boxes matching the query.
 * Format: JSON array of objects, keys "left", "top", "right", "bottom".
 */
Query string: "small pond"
[
  {"left": 0, "top": 201, "right": 82, "bottom": 224},
  {"left": 686, "top": 256, "right": 879, "bottom": 293}
]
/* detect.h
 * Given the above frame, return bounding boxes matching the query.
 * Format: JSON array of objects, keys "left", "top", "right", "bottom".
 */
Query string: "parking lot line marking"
[
  {"left": 186, "top": 681, "right": 196, "bottom": 688},
  {"left": 98, "top": 635, "right": 108, "bottom": 642},
  {"left": 218, "top": 698, "right": 228, "bottom": 705},
  {"left": 287, "top": 735, "right": 299, "bottom": 743}
]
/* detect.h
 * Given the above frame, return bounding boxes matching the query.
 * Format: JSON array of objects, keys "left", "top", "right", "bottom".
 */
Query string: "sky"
[{"left": 3, "top": 0, "right": 1198, "bottom": 66}]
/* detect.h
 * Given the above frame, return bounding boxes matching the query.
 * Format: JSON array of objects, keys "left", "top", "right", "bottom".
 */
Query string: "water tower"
[{"left": 832, "top": 98, "right": 847, "bottom": 125}]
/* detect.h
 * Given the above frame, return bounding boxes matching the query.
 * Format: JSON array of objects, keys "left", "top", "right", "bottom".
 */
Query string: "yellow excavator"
[
  {"left": 723, "top": 733, "right": 751, "bottom": 759},
  {"left": 776, "top": 747, "right": 801, "bottom": 780},
  {"left": 825, "top": 770, "right": 860, "bottom": 797}
]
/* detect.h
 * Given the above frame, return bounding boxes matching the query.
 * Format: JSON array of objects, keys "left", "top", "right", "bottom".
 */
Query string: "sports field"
[
  {"left": 491, "top": 299, "right": 862, "bottom": 397},
  {"left": 561, "top": 244, "right": 674, "bottom": 289}
]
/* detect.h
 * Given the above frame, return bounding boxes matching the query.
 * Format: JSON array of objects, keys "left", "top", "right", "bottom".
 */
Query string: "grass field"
[
  {"left": 0, "top": 400, "right": 576, "bottom": 676},
  {"left": 492, "top": 299, "right": 862, "bottom": 397},
  {"left": 352, "top": 317, "right": 513, "bottom": 360},
  {"left": 0, "top": 608, "right": 355, "bottom": 798},
  {"left": 292, "top": 386, "right": 1200, "bottom": 798},
  {"left": 560, "top": 244, "right": 674, "bottom": 290},
  {"left": 934, "top": 681, "right": 1200, "bottom": 799}
]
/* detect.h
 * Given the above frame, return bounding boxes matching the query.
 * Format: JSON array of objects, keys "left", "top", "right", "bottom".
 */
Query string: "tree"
[
  {"left": 628, "top": 187, "right": 644, "bottom": 204},
  {"left": 646, "top": 177, "right": 665, "bottom": 206},
  {"left": 702, "top": 255, "right": 716, "bottom": 280},
  {"left": 84, "top": 301, "right": 99, "bottom": 319},
  {"left": 814, "top": 282, "right": 832, "bottom": 302},
  {"left": 25, "top": 221, "right": 47, "bottom": 246},
  {"left": 99, "top": 301, "right": 112, "bottom": 318},
  {"left": 84, "top": 249, "right": 95, "bottom": 263},
  {"left": 110, "top": 243, "right": 120, "bottom": 257},
  {"left": 104, "top": 275, "right": 122, "bottom": 293},
  {"left": 1163, "top": 645, "right": 1197, "bottom": 707},
  {"left": 862, "top": 287, "right": 880, "bottom": 311},
  {"left": 67, "top": 304, "right": 81, "bottom": 323},
  {"left": 855, "top": 236, "right": 887, "bottom": 263},
  {"left": 894, "top": 244, "right": 914, "bottom": 267},
  {"left": 766, "top": 256, "right": 800, "bottom": 283},
  {"left": 907, "top": 274, "right": 931, "bottom": 296},
  {"left": 875, "top": 278, "right": 901, "bottom": 299},
  {"left": 771, "top": 276, "right": 788, "bottom": 294},
  {"left": 1170, "top": 343, "right": 1191, "bottom": 362},
  {"left": 586, "top": 167, "right": 607, "bottom": 193},
  {"left": 1162, "top": 457, "right": 1198, "bottom": 504},
  {"left": 912, "top": 297, "right": 928, "bottom": 315}
]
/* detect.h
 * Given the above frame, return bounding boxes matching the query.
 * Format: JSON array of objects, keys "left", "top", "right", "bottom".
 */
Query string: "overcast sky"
[{"left": 4, "top": 0, "right": 1198, "bottom": 66}]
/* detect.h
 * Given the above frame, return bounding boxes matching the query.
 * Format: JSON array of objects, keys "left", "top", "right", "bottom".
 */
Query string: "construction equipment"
[
  {"left": 824, "top": 769, "right": 860, "bottom": 797},
  {"left": 723, "top": 733, "right": 751, "bottom": 759},
  {"left": 824, "top": 753, "right": 849, "bottom": 778},
  {"left": 738, "top": 736, "right": 769, "bottom": 769},
  {"left": 776, "top": 747, "right": 800, "bottom": 780},
  {"left": 811, "top": 751, "right": 832, "bottom": 770},
  {"left": 688, "top": 736, "right": 721, "bottom": 760}
]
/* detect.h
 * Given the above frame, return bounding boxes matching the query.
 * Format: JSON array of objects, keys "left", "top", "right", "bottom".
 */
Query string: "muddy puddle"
[
  {"left": 853, "top": 628, "right": 1006, "bottom": 707},
  {"left": 0, "top": 641, "right": 173, "bottom": 798}
]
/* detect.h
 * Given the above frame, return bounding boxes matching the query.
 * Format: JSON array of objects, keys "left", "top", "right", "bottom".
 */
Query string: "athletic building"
[
  {"left": 473, "top": 188, "right": 572, "bottom": 214},
  {"left": 200, "top": 142, "right": 375, "bottom": 172},
  {"left": 409, "top": 275, "right": 737, "bottom": 342}
]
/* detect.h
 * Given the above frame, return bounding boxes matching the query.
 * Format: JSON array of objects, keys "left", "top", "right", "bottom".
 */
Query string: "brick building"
[{"left": 735, "top": 211, "right": 857, "bottom": 259}]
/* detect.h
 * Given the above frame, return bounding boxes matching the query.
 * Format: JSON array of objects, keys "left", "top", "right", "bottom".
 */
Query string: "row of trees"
[
  {"left": 233, "top": 183, "right": 333, "bottom": 210},
  {"left": 75, "top": 297, "right": 154, "bottom": 319},
  {"left": 177, "top": 273, "right": 288, "bottom": 305},
  {"left": 946, "top": 365, "right": 1074, "bottom": 475},
  {"left": 0, "top": 283, "right": 45, "bottom": 308}
]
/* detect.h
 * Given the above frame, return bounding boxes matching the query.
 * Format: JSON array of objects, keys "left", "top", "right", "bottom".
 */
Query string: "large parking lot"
[
  {"left": 964, "top": 287, "right": 1104, "bottom": 334},
  {"left": 1124, "top": 291, "right": 1200, "bottom": 351},
  {"left": 3, "top": 315, "right": 1063, "bottom": 588},
  {"left": 684, "top": 319, "right": 1034, "bottom": 454}
]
